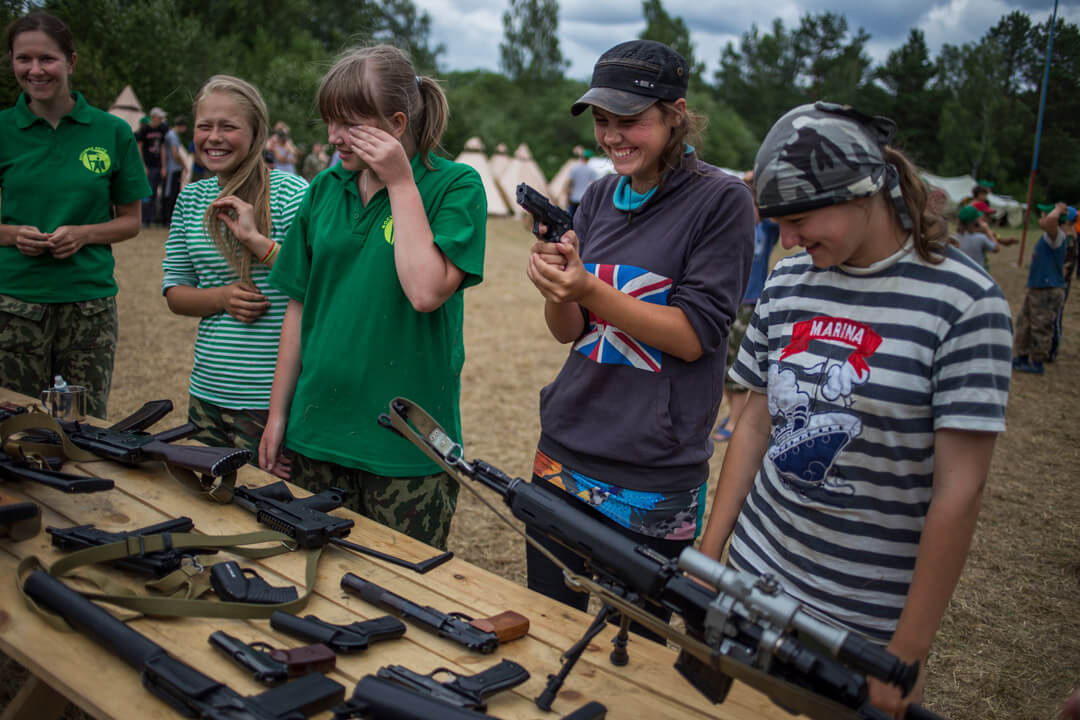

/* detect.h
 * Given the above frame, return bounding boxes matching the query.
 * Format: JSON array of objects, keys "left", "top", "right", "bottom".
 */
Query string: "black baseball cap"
[{"left": 571, "top": 40, "right": 689, "bottom": 117}]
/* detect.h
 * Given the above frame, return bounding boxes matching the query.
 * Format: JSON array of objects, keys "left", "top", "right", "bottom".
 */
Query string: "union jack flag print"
[{"left": 573, "top": 263, "right": 672, "bottom": 372}]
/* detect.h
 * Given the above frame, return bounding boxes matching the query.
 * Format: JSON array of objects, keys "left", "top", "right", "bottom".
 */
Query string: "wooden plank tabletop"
[{"left": 0, "top": 390, "right": 789, "bottom": 720}]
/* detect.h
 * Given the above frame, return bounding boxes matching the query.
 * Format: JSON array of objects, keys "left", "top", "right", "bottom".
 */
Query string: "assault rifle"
[
  {"left": 381, "top": 398, "right": 945, "bottom": 720},
  {"left": 0, "top": 404, "right": 114, "bottom": 493},
  {"left": 232, "top": 481, "right": 453, "bottom": 572},
  {"left": 1, "top": 400, "right": 250, "bottom": 497},
  {"left": 47, "top": 516, "right": 219, "bottom": 577},
  {"left": 23, "top": 570, "right": 345, "bottom": 719}
]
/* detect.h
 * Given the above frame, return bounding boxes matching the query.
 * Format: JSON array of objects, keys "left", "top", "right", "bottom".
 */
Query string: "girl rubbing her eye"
[
  {"left": 259, "top": 45, "right": 486, "bottom": 550},
  {"left": 524, "top": 39, "right": 755, "bottom": 636},
  {"left": 161, "top": 75, "right": 309, "bottom": 464},
  {"left": 0, "top": 11, "right": 149, "bottom": 417},
  {"left": 699, "top": 103, "right": 1014, "bottom": 718}
]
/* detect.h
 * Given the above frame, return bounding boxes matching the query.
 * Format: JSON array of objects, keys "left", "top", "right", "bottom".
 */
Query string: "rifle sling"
[
  {"left": 0, "top": 408, "right": 236, "bottom": 504},
  {"left": 16, "top": 530, "right": 322, "bottom": 630}
]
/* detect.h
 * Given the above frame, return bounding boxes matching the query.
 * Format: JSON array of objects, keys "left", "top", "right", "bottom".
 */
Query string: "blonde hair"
[
  {"left": 317, "top": 45, "right": 448, "bottom": 169},
  {"left": 193, "top": 75, "right": 271, "bottom": 282},
  {"left": 884, "top": 147, "right": 949, "bottom": 264}
]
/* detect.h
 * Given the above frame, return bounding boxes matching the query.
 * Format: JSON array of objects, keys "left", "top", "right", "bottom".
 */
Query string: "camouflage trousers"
[
  {"left": 1014, "top": 287, "right": 1066, "bottom": 363},
  {"left": 186, "top": 395, "right": 268, "bottom": 463},
  {"left": 289, "top": 453, "right": 459, "bottom": 550},
  {"left": 0, "top": 294, "right": 117, "bottom": 418}
]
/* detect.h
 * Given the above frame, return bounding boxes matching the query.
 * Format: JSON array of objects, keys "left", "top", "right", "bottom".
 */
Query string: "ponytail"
[
  {"left": 413, "top": 76, "right": 449, "bottom": 169},
  {"left": 884, "top": 147, "right": 949, "bottom": 264}
]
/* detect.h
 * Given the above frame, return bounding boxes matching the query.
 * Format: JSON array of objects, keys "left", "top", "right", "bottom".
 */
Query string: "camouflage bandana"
[{"left": 753, "top": 102, "right": 913, "bottom": 230}]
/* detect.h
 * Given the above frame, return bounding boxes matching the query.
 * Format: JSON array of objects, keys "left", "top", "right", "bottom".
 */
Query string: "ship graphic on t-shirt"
[{"left": 767, "top": 317, "right": 882, "bottom": 501}]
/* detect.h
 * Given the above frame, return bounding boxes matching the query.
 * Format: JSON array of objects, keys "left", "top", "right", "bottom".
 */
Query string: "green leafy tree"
[
  {"left": 875, "top": 29, "right": 946, "bottom": 167},
  {"left": 499, "top": 0, "right": 568, "bottom": 90},
  {"left": 638, "top": 0, "right": 704, "bottom": 77},
  {"left": 794, "top": 12, "right": 872, "bottom": 105}
]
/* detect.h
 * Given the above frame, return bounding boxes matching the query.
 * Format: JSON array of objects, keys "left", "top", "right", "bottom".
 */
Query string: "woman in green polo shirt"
[
  {"left": 0, "top": 11, "right": 149, "bottom": 417},
  {"left": 259, "top": 45, "right": 486, "bottom": 550}
]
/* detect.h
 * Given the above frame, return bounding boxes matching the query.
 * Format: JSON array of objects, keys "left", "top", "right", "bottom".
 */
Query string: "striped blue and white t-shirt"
[
  {"left": 727, "top": 241, "right": 1013, "bottom": 642},
  {"left": 162, "top": 170, "right": 308, "bottom": 409}
]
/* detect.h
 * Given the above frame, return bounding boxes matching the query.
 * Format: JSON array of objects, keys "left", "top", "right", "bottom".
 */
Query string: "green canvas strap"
[
  {"left": 0, "top": 407, "right": 236, "bottom": 504},
  {"left": 17, "top": 529, "right": 323, "bottom": 631},
  {"left": 0, "top": 408, "right": 99, "bottom": 465}
]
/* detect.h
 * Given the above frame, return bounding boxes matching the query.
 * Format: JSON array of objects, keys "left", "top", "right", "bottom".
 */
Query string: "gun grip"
[{"left": 469, "top": 610, "right": 529, "bottom": 644}]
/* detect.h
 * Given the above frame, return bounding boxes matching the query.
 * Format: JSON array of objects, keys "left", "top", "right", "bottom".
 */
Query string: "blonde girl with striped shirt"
[{"left": 162, "top": 75, "right": 307, "bottom": 475}]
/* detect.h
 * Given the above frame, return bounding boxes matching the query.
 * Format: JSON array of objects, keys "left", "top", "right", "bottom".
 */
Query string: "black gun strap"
[
  {"left": 16, "top": 530, "right": 322, "bottom": 629},
  {"left": 385, "top": 398, "right": 868, "bottom": 720}
]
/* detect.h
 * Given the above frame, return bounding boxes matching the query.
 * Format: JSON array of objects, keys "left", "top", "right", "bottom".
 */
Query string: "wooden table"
[{"left": 0, "top": 390, "right": 788, "bottom": 720}]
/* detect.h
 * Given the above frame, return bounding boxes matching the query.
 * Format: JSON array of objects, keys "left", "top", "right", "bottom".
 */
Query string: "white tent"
[
  {"left": 922, "top": 172, "right": 1026, "bottom": 227},
  {"left": 498, "top": 144, "right": 549, "bottom": 218},
  {"left": 489, "top": 144, "right": 512, "bottom": 183},
  {"left": 454, "top": 137, "right": 510, "bottom": 216},
  {"left": 108, "top": 85, "right": 143, "bottom": 133}
]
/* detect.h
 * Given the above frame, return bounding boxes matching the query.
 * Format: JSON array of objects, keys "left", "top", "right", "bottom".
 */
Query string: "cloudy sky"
[{"left": 414, "top": 0, "right": 1078, "bottom": 79}]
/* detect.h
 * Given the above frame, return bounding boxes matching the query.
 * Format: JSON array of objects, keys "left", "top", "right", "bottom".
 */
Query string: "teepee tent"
[
  {"left": 498, "top": 144, "right": 549, "bottom": 218},
  {"left": 108, "top": 85, "right": 144, "bottom": 133},
  {"left": 454, "top": 137, "right": 510, "bottom": 216},
  {"left": 489, "top": 144, "right": 512, "bottom": 183},
  {"left": 922, "top": 172, "right": 1025, "bottom": 227}
]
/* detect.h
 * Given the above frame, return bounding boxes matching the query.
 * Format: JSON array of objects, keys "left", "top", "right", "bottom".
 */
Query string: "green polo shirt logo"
[
  {"left": 79, "top": 146, "right": 111, "bottom": 175},
  {"left": 381, "top": 215, "right": 394, "bottom": 245}
]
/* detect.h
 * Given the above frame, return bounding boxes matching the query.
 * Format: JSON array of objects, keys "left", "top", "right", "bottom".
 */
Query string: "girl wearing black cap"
[
  {"left": 698, "top": 103, "right": 1013, "bottom": 717},
  {"left": 525, "top": 40, "right": 755, "bottom": 631}
]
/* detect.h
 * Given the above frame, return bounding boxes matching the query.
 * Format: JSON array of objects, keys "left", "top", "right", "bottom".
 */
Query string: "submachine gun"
[{"left": 380, "top": 397, "right": 945, "bottom": 720}]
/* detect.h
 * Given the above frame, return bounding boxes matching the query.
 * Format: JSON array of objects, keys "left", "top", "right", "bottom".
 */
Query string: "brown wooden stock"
[{"left": 469, "top": 610, "right": 530, "bottom": 643}]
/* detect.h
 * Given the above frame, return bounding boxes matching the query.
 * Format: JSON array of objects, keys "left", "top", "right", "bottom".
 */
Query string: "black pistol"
[
  {"left": 209, "top": 631, "right": 336, "bottom": 686},
  {"left": 376, "top": 659, "right": 529, "bottom": 712},
  {"left": 516, "top": 183, "right": 574, "bottom": 242},
  {"left": 341, "top": 573, "right": 513, "bottom": 654},
  {"left": 270, "top": 610, "right": 406, "bottom": 653},
  {"left": 210, "top": 561, "right": 299, "bottom": 604}
]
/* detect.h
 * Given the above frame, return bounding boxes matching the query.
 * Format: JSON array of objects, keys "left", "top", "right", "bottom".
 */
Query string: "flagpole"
[{"left": 1017, "top": 0, "right": 1060, "bottom": 267}]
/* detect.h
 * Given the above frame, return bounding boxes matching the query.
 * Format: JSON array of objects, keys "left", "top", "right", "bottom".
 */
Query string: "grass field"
[{"left": 2, "top": 217, "right": 1078, "bottom": 719}]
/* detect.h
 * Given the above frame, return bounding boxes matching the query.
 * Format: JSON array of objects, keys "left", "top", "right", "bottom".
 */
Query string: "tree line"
[{"left": 2, "top": 0, "right": 1076, "bottom": 202}]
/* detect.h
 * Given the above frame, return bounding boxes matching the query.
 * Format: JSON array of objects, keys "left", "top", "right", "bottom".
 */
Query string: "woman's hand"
[
  {"left": 11, "top": 226, "right": 50, "bottom": 256},
  {"left": 526, "top": 232, "right": 591, "bottom": 304},
  {"left": 219, "top": 281, "right": 269, "bottom": 323},
  {"left": 210, "top": 195, "right": 260, "bottom": 248},
  {"left": 48, "top": 225, "right": 90, "bottom": 259},
  {"left": 347, "top": 125, "right": 412, "bottom": 188}
]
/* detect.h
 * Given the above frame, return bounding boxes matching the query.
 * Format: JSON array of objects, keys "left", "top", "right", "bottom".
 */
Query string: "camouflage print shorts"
[
  {"left": 0, "top": 294, "right": 117, "bottom": 418},
  {"left": 186, "top": 395, "right": 268, "bottom": 462},
  {"left": 1014, "top": 287, "right": 1066, "bottom": 362},
  {"left": 289, "top": 453, "right": 459, "bottom": 550}
]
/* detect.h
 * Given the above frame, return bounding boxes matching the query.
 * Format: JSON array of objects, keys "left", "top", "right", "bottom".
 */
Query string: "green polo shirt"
[
  {"left": 0, "top": 92, "right": 150, "bottom": 302},
  {"left": 270, "top": 152, "right": 486, "bottom": 475}
]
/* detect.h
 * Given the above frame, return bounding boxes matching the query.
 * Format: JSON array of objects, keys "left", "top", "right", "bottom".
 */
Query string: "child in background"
[
  {"left": 953, "top": 205, "right": 998, "bottom": 269},
  {"left": 259, "top": 46, "right": 486, "bottom": 550},
  {"left": 162, "top": 76, "right": 308, "bottom": 465},
  {"left": 699, "top": 102, "right": 1012, "bottom": 718},
  {"left": 1014, "top": 202, "right": 1077, "bottom": 373}
]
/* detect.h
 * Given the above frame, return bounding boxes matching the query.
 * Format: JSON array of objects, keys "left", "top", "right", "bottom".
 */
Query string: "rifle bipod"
[{"left": 535, "top": 603, "right": 632, "bottom": 711}]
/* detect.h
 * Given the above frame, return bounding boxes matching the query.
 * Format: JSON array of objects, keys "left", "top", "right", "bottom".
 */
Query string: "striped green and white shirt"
[{"left": 162, "top": 170, "right": 308, "bottom": 409}]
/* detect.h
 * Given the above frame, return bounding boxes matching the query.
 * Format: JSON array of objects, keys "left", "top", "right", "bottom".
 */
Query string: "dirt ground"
[{"left": 3, "top": 218, "right": 1078, "bottom": 719}]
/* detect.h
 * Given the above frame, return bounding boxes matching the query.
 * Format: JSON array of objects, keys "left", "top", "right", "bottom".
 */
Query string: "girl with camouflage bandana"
[{"left": 700, "top": 103, "right": 1013, "bottom": 718}]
